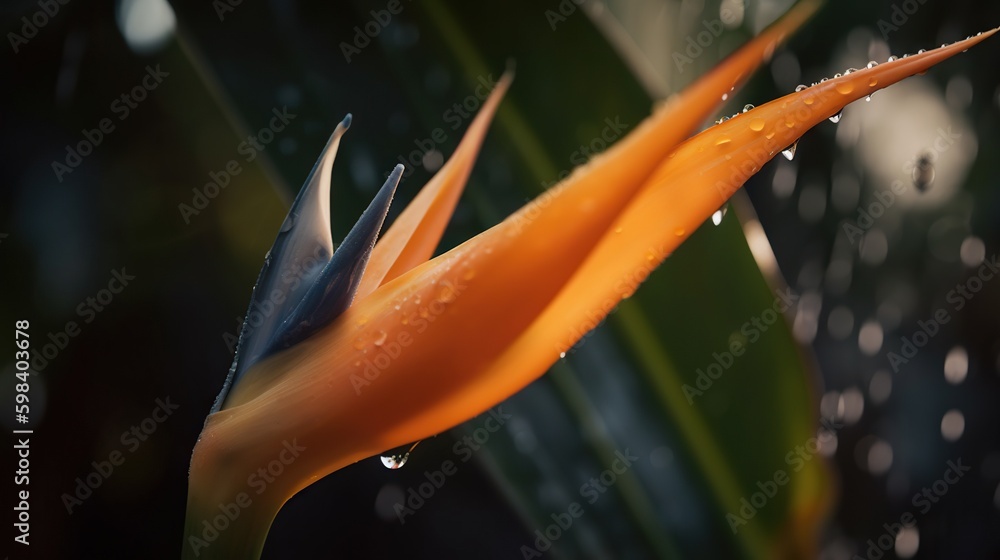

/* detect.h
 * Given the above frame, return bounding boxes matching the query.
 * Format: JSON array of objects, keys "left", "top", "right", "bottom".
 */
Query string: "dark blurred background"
[{"left": 2, "top": 0, "right": 999, "bottom": 558}]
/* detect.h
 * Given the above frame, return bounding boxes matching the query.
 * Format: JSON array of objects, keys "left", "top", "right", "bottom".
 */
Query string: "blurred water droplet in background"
[
  {"left": 895, "top": 526, "right": 919, "bottom": 558},
  {"left": 858, "top": 319, "right": 883, "bottom": 356},
  {"left": 869, "top": 370, "right": 892, "bottom": 404},
  {"left": 944, "top": 346, "right": 968, "bottom": 384},
  {"left": 827, "top": 305, "right": 854, "bottom": 340},
  {"left": 117, "top": 0, "right": 175, "bottom": 54},
  {"left": 941, "top": 409, "right": 965, "bottom": 441},
  {"left": 960, "top": 236, "right": 985, "bottom": 266}
]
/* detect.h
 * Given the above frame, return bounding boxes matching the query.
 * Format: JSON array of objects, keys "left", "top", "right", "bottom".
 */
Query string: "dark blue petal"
[{"left": 212, "top": 117, "right": 402, "bottom": 412}]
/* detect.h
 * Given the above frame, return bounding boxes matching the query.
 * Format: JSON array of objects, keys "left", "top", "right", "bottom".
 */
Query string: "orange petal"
[
  {"left": 433, "top": 28, "right": 1000, "bottom": 430},
  {"left": 354, "top": 69, "right": 514, "bottom": 301}
]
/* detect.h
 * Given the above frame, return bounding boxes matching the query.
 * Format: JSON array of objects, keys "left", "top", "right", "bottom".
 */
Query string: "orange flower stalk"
[{"left": 182, "top": 1, "right": 997, "bottom": 555}]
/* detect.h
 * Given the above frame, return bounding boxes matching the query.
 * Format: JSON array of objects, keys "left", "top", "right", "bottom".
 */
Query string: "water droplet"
[
  {"left": 781, "top": 141, "right": 798, "bottom": 161},
  {"left": 795, "top": 84, "right": 807, "bottom": 92},
  {"left": 462, "top": 268, "right": 476, "bottom": 281},
  {"left": 715, "top": 136, "right": 731, "bottom": 146},
  {"left": 834, "top": 73, "right": 842, "bottom": 79},
  {"left": 712, "top": 206, "right": 728, "bottom": 225},
  {"left": 380, "top": 442, "right": 421, "bottom": 469},
  {"left": 413, "top": 295, "right": 422, "bottom": 305},
  {"left": 765, "top": 131, "right": 775, "bottom": 139},
  {"left": 280, "top": 212, "right": 298, "bottom": 233},
  {"left": 559, "top": 351, "right": 566, "bottom": 359},
  {"left": 828, "top": 109, "right": 843, "bottom": 124},
  {"left": 749, "top": 117, "right": 765, "bottom": 131},
  {"left": 721, "top": 93, "right": 729, "bottom": 101},
  {"left": 742, "top": 103, "right": 754, "bottom": 113},
  {"left": 917, "top": 49, "right": 926, "bottom": 54},
  {"left": 867, "top": 60, "right": 878, "bottom": 69},
  {"left": 373, "top": 330, "right": 387, "bottom": 346},
  {"left": 438, "top": 285, "right": 457, "bottom": 303},
  {"left": 419, "top": 306, "right": 429, "bottom": 318},
  {"left": 869, "top": 77, "right": 878, "bottom": 87},
  {"left": 353, "top": 338, "right": 366, "bottom": 350},
  {"left": 845, "top": 67, "right": 858, "bottom": 74},
  {"left": 888, "top": 55, "right": 898, "bottom": 62},
  {"left": 836, "top": 82, "right": 854, "bottom": 95},
  {"left": 865, "top": 95, "right": 872, "bottom": 102},
  {"left": 674, "top": 227, "right": 685, "bottom": 237},
  {"left": 614, "top": 227, "right": 623, "bottom": 234}
]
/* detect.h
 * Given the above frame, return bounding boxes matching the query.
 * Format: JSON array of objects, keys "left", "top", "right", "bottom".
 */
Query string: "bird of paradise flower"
[{"left": 182, "top": 1, "right": 997, "bottom": 556}]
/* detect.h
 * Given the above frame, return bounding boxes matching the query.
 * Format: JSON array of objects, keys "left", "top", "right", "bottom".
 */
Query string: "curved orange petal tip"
[{"left": 355, "top": 67, "right": 515, "bottom": 299}]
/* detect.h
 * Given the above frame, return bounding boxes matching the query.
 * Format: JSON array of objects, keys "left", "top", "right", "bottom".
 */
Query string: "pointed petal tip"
[
  {"left": 505, "top": 58, "right": 517, "bottom": 76},
  {"left": 340, "top": 113, "right": 353, "bottom": 130}
]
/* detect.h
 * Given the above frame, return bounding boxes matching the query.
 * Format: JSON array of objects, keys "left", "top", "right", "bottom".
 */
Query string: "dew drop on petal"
[
  {"left": 280, "top": 212, "right": 297, "bottom": 232},
  {"left": 867, "top": 60, "right": 878, "bottom": 69},
  {"left": 795, "top": 84, "right": 807, "bottom": 92},
  {"left": 828, "top": 110, "right": 844, "bottom": 124},
  {"left": 380, "top": 454, "right": 407, "bottom": 469},
  {"left": 749, "top": 117, "right": 765, "bottom": 131},
  {"left": 715, "top": 136, "right": 731, "bottom": 146},
  {"left": 836, "top": 82, "right": 854, "bottom": 95},
  {"left": 373, "top": 330, "right": 387, "bottom": 346},
  {"left": 674, "top": 227, "right": 686, "bottom": 237},
  {"left": 781, "top": 141, "right": 798, "bottom": 161},
  {"left": 742, "top": 103, "right": 754, "bottom": 113},
  {"left": 711, "top": 208, "right": 726, "bottom": 226}
]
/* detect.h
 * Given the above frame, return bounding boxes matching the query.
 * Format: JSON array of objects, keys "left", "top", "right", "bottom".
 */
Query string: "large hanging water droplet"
[
  {"left": 380, "top": 441, "right": 421, "bottom": 469},
  {"left": 782, "top": 141, "right": 798, "bottom": 161},
  {"left": 280, "top": 212, "right": 298, "bottom": 233},
  {"left": 828, "top": 109, "right": 843, "bottom": 124}
]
